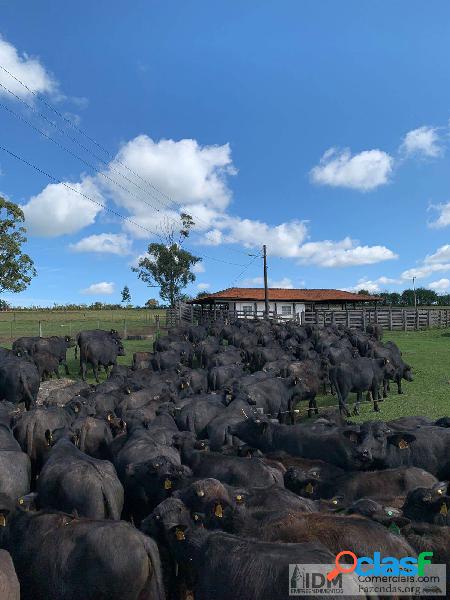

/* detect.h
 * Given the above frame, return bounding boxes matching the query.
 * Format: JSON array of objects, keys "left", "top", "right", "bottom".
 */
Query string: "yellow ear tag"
[
  {"left": 175, "top": 528, "right": 185, "bottom": 541},
  {"left": 18, "top": 498, "right": 24, "bottom": 505},
  {"left": 305, "top": 483, "right": 314, "bottom": 494},
  {"left": 236, "top": 494, "right": 244, "bottom": 503},
  {"left": 214, "top": 503, "right": 223, "bottom": 518},
  {"left": 164, "top": 479, "right": 172, "bottom": 490},
  {"left": 0, "top": 515, "right": 6, "bottom": 527},
  {"left": 74, "top": 406, "right": 79, "bottom": 413},
  {"left": 196, "top": 490, "right": 205, "bottom": 497},
  {"left": 398, "top": 439, "right": 408, "bottom": 450},
  {"left": 440, "top": 503, "right": 448, "bottom": 516},
  {"left": 332, "top": 499, "right": 338, "bottom": 505}
]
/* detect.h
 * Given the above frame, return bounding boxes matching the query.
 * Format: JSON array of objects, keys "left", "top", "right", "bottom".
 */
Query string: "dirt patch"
[{"left": 37, "top": 378, "right": 76, "bottom": 406}]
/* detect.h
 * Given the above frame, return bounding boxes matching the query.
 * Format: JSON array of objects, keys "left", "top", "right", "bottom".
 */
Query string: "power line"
[
  {"left": 0, "top": 99, "right": 174, "bottom": 231},
  {"left": 0, "top": 64, "right": 250, "bottom": 256},
  {"left": 0, "top": 143, "right": 248, "bottom": 268},
  {"left": 228, "top": 252, "right": 262, "bottom": 287}
]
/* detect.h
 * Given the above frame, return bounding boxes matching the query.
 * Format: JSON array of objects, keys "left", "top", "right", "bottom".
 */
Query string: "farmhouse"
[{"left": 190, "top": 287, "right": 379, "bottom": 319}]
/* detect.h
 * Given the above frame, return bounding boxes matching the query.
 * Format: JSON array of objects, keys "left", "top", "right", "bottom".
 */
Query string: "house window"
[
  {"left": 281, "top": 305, "right": 292, "bottom": 316},
  {"left": 242, "top": 305, "right": 253, "bottom": 315}
]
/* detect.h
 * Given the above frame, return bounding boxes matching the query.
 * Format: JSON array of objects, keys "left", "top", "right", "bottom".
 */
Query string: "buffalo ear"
[
  {"left": 387, "top": 433, "right": 416, "bottom": 448},
  {"left": 432, "top": 481, "right": 449, "bottom": 495}
]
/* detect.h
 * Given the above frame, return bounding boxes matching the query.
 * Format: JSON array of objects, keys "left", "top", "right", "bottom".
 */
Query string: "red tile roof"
[{"left": 191, "top": 288, "right": 380, "bottom": 303}]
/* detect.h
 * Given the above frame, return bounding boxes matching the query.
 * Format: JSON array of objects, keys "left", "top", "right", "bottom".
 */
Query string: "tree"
[
  {"left": 0, "top": 197, "right": 36, "bottom": 296},
  {"left": 121, "top": 285, "right": 131, "bottom": 304},
  {"left": 132, "top": 213, "right": 201, "bottom": 307},
  {"left": 144, "top": 299, "right": 159, "bottom": 309}
]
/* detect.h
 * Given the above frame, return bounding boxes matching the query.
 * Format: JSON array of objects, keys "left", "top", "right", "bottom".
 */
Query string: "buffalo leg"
[
  {"left": 354, "top": 392, "right": 362, "bottom": 415},
  {"left": 372, "top": 385, "right": 380, "bottom": 412},
  {"left": 92, "top": 362, "right": 100, "bottom": 383}
]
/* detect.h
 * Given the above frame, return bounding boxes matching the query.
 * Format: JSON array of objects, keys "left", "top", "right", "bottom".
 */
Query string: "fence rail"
[
  {"left": 0, "top": 310, "right": 167, "bottom": 342},
  {"left": 304, "top": 308, "right": 450, "bottom": 330},
  {"left": 168, "top": 303, "right": 450, "bottom": 331}
]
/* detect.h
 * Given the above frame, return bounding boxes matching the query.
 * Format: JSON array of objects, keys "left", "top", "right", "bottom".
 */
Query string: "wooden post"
[
  {"left": 403, "top": 310, "right": 407, "bottom": 331},
  {"left": 39, "top": 321, "right": 42, "bottom": 337},
  {"left": 427, "top": 309, "right": 431, "bottom": 329},
  {"left": 346, "top": 310, "right": 350, "bottom": 328},
  {"left": 123, "top": 319, "right": 127, "bottom": 339},
  {"left": 362, "top": 309, "right": 366, "bottom": 331},
  {"left": 389, "top": 309, "right": 393, "bottom": 331}
]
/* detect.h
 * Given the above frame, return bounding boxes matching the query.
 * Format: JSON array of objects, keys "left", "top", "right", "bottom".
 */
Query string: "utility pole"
[
  {"left": 263, "top": 244, "right": 269, "bottom": 318},
  {"left": 412, "top": 276, "right": 417, "bottom": 309}
]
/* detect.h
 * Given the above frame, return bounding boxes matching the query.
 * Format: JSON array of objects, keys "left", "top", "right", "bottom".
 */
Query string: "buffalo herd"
[{"left": 0, "top": 319, "right": 448, "bottom": 598}]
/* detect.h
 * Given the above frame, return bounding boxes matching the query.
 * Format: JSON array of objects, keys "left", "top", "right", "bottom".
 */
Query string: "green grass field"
[
  {"left": 0, "top": 309, "right": 166, "bottom": 342},
  {"left": 308, "top": 328, "right": 450, "bottom": 422}
]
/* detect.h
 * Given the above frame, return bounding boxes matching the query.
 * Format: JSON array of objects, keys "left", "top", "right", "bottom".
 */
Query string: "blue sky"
[{"left": 1, "top": 1, "right": 450, "bottom": 306}]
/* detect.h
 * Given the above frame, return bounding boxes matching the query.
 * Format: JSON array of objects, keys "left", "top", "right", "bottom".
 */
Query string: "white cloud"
[
  {"left": 221, "top": 218, "right": 308, "bottom": 258},
  {"left": 401, "top": 126, "right": 442, "bottom": 158},
  {"left": 23, "top": 133, "right": 396, "bottom": 273},
  {"left": 269, "top": 277, "right": 294, "bottom": 288},
  {"left": 240, "top": 276, "right": 294, "bottom": 288},
  {"left": 201, "top": 218, "right": 396, "bottom": 267},
  {"left": 428, "top": 278, "right": 450, "bottom": 292},
  {"left": 201, "top": 217, "right": 309, "bottom": 259},
  {"left": 81, "top": 281, "right": 115, "bottom": 295},
  {"left": 69, "top": 233, "right": 132, "bottom": 255},
  {"left": 22, "top": 176, "right": 103, "bottom": 237},
  {"left": 102, "top": 136, "right": 236, "bottom": 238},
  {"left": 429, "top": 202, "right": 450, "bottom": 229},
  {"left": 0, "top": 34, "right": 58, "bottom": 99},
  {"left": 310, "top": 147, "right": 393, "bottom": 191},
  {"left": 296, "top": 238, "right": 397, "bottom": 267},
  {"left": 424, "top": 245, "right": 450, "bottom": 264},
  {"left": 346, "top": 276, "right": 402, "bottom": 293},
  {"left": 401, "top": 263, "right": 450, "bottom": 280},
  {"left": 197, "top": 282, "right": 210, "bottom": 291},
  {"left": 401, "top": 245, "right": 450, "bottom": 280},
  {"left": 192, "top": 262, "right": 205, "bottom": 274}
]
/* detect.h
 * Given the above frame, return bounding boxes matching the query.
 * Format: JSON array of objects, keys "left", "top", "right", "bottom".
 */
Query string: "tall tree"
[
  {"left": 132, "top": 213, "right": 201, "bottom": 307},
  {"left": 121, "top": 285, "right": 131, "bottom": 304},
  {"left": 0, "top": 197, "right": 36, "bottom": 296}
]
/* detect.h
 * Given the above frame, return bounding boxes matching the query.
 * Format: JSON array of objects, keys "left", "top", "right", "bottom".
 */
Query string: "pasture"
[{"left": 0, "top": 308, "right": 166, "bottom": 342}]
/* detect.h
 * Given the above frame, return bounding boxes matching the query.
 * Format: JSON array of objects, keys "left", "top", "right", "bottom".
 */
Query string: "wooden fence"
[
  {"left": 167, "top": 303, "right": 450, "bottom": 331},
  {"left": 305, "top": 308, "right": 450, "bottom": 331}
]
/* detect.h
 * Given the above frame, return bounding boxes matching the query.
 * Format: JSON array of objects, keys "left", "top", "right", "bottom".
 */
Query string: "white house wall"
[{"left": 228, "top": 301, "right": 305, "bottom": 318}]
